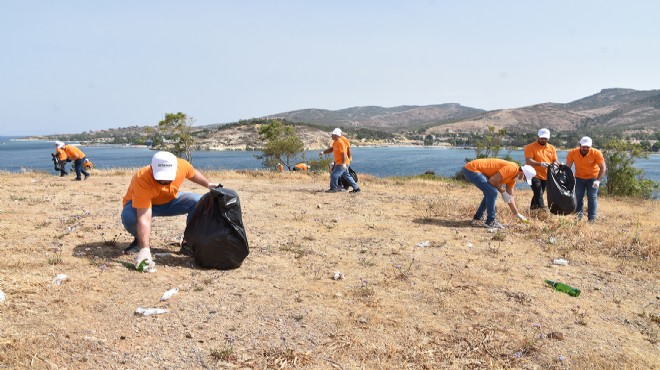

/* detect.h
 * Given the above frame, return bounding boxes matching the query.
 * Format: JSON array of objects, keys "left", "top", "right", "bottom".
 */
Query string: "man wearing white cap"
[
  {"left": 524, "top": 128, "right": 559, "bottom": 210},
  {"left": 462, "top": 158, "right": 536, "bottom": 229},
  {"left": 121, "top": 151, "right": 220, "bottom": 270},
  {"left": 565, "top": 136, "right": 606, "bottom": 222},
  {"left": 55, "top": 141, "right": 91, "bottom": 180},
  {"left": 320, "top": 128, "right": 360, "bottom": 193}
]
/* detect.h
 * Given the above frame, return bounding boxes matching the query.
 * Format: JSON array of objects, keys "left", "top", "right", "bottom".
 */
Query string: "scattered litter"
[
  {"left": 416, "top": 241, "right": 431, "bottom": 248},
  {"left": 552, "top": 258, "right": 569, "bottom": 266},
  {"left": 487, "top": 228, "right": 498, "bottom": 233},
  {"left": 333, "top": 271, "right": 344, "bottom": 280},
  {"left": 549, "top": 237, "right": 557, "bottom": 244},
  {"left": 466, "top": 242, "right": 474, "bottom": 248},
  {"left": 135, "top": 307, "right": 169, "bottom": 316},
  {"left": 0, "top": 290, "right": 5, "bottom": 303},
  {"left": 52, "top": 274, "right": 68, "bottom": 285},
  {"left": 160, "top": 288, "right": 179, "bottom": 301}
]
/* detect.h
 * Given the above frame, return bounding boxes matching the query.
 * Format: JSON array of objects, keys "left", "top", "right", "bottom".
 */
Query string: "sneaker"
[
  {"left": 350, "top": 188, "right": 361, "bottom": 193},
  {"left": 484, "top": 220, "right": 505, "bottom": 229},
  {"left": 123, "top": 238, "right": 140, "bottom": 254},
  {"left": 471, "top": 218, "right": 485, "bottom": 226},
  {"left": 325, "top": 188, "right": 347, "bottom": 193},
  {"left": 179, "top": 239, "right": 194, "bottom": 256}
]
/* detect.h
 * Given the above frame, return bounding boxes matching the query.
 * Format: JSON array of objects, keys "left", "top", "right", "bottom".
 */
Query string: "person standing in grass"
[
  {"left": 524, "top": 128, "right": 559, "bottom": 210},
  {"left": 462, "top": 158, "right": 536, "bottom": 229},
  {"left": 55, "top": 141, "right": 91, "bottom": 180},
  {"left": 565, "top": 136, "right": 606, "bottom": 223},
  {"left": 120, "top": 151, "right": 219, "bottom": 270}
]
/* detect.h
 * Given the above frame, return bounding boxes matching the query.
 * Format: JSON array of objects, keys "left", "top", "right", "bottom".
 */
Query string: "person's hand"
[
  {"left": 501, "top": 192, "right": 513, "bottom": 203},
  {"left": 135, "top": 248, "right": 155, "bottom": 272},
  {"left": 593, "top": 180, "right": 600, "bottom": 188},
  {"left": 540, "top": 162, "right": 549, "bottom": 168},
  {"left": 341, "top": 164, "right": 347, "bottom": 170},
  {"left": 207, "top": 183, "right": 221, "bottom": 189},
  {"left": 517, "top": 213, "right": 529, "bottom": 223}
]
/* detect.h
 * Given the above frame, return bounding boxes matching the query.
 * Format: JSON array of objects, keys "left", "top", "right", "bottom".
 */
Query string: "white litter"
[
  {"left": 0, "top": 290, "right": 5, "bottom": 303},
  {"left": 135, "top": 307, "right": 169, "bottom": 316},
  {"left": 160, "top": 288, "right": 179, "bottom": 301},
  {"left": 52, "top": 274, "right": 68, "bottom": 285},
  {"left": 416, "top": 241, "right": 431, "bottom": 248},
  {"left": 552, "top": 258, "right": 569, "bottom": 266},
  {"left": 333, "top": 272, "right": 344, "bottom": 280}
]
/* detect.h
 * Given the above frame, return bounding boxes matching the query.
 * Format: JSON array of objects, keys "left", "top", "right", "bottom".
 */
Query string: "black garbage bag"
[
  {"left": 184, "top": 187, "right": 249, "bottom": 270},
  {"left": 546, "top": 164, "right": 576, "bottom": 215},
  {"left": 340, "top": 166, "right": 359, "bottom": 189}
]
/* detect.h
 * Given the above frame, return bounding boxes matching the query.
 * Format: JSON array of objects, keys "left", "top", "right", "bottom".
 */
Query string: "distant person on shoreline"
[
  {"left": 292, "top": 163, "right": 310, "bottom": 171},
  {"left": 462, "top": 158, "right": 536, "bottom": 229},
  {"left": 55, "top": 141, "right": 90, "bottom": 180},
  {"left": 120, "top": 151, "right": 219, "bottom": 271},
  {"left": 565, "top": 136, "right": 606, "bottom": 223},
  {"left": 524, "top": 128, "right": 559, "bottom": 210},
  {"left": 320, "top": 128, "right": 360, "bottom": 193}
]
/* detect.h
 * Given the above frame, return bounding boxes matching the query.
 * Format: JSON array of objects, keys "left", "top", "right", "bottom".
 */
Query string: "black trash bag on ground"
[
  {"left": 184, "top": 187, "right": 249, "bottom": 270},
  {"left": 546, "top": 164, "right": 576, "bottom": 215},
  {"left": 340, "top": 166, "right": 359, "bottom": 189}
]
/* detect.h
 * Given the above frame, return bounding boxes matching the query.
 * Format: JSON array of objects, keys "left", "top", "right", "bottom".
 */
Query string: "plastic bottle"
[
  {"left": 545, "top": 279, "right": 581, "bottom": 297},
  {"left": 160, "top": 288, "right": 179, "bottom": 301}
]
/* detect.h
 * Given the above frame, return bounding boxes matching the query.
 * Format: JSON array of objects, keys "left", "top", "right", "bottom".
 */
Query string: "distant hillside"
[{"left": 265, "top": 104, "right": 485, "bottom": 132}]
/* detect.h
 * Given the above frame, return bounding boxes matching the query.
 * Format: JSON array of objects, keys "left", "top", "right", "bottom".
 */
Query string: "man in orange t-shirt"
[
  {"left": 565, "top": 136, "right": 606, "bottom": 222},
  {"left": 462, "top": 158, "right": 536, "bottom": 229},
  {"left": 524, "top": 128, "right": 559, "bottom": 210},
  {"left": 320, "top": 128, "right": 360, "bottom": 193},
  {"left": 292, "top": 163, "right": 310, "bottom": 171},
  {"left": 55, "top": 141, "right": 90, "bottom": 180},
  {"left": 121, "top": 151, "right": 219, "bottom": 270}
]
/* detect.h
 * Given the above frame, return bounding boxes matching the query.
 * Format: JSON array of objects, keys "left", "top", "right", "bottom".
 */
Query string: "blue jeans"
[
  {"left": 121, "top": 192, "right": 202, "bottom": 238},
  {"left": 575, "top": 178, "right": 599, "bottom": 220},
  {"left": 330, "top": 165, "right": 359, "bottom": 191},
  {"left": 74, "top": 157, "right": 90, "bottom": 179},
  {"left": 462, "top": 168, "right": 499, "bottom": 223}
]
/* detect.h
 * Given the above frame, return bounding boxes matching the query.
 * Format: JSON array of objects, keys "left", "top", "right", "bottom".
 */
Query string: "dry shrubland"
[{"left": 0, "top": 170, "right": 658, "bottom": 369}]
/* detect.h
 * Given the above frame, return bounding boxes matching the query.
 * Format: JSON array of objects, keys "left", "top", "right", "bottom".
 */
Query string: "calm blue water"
[{"left": 1, "top": 137, "right": 658, "bottom": 183}]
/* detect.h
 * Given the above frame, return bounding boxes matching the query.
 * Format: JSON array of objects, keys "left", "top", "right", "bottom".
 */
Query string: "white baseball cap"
[
  {"left": 151, "top": 151, "right": 178, "bottom": 180},
  {"left": 521, "top": 165, "right": 536, "bottom": 185},
  {"left": 330, "top": 128, "right": 342, "bottom": 136},
  {"left": 579, "top": 136, "right": 593, "bottom": 147},
  {"left": 537, "top": 128, "right": 550, "bottom": 139},
  {"left": 54, "top": 141, "right": 64, "bottom": 148}
]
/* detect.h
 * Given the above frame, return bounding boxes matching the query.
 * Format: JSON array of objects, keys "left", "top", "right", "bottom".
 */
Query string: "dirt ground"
[{"left": 0, "top": 169, "right": 658, "bottom": 369}]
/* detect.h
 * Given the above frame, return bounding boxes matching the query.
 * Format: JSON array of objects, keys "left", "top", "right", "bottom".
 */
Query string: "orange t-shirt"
[
  {"left": 122, "top": 158, "right": 195, "bottom": 207},
  {"left": 57, "top": 145, "right": 86, "bottom": 161},
  {"left": 524, "top": 141, "right": 557, "bottom": 180},
  {"left": 339, "top": 136, "right": 351, "bottom": 165},
  {"left": 566, "top": 147, "right": 605, "bottom": 179},
  {"left": 464, "top": 158, "right": 520, "bottom": 187},
  {"left": 294, "top": 163, "right": 309, "bottom": 171},
  {"left": 55, "top": 148, "right": 67, "bottom": 161},
  {"left": 332, "top": 138, "right": 348, "bottom": 165}
]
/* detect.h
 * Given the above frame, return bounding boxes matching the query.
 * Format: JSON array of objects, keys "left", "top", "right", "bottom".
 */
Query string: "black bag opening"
[
  {"left": 546, "top": 164, "right": 577, "bottom": 215},
  {"left": 183, "top": 187, "right": 249, "bottom": 270}
]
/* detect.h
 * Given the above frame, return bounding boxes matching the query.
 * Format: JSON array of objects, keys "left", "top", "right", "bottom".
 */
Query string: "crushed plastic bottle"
[
  {"left": 135, "top": 307, "right": 169, "bottom": 316},
  {"left": 160, "top": 288, "right": 179, "bottom": 301},
  {"left": 52, "top": 274, "right": 68, "bottom": 285},
  {"left": 552, "top": 258, "right": 569, "bottom": 266},
  {"left": 136, "top": 259, "right": 156, "bottom": 273},
  {"left": 0, "top": 290, "right": 5, "bottom": 303}
]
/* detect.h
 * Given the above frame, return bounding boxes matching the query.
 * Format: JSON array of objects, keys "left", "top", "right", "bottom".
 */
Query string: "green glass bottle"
[{"left": 545, "top": 279, "right": 581, "bottom": 297}]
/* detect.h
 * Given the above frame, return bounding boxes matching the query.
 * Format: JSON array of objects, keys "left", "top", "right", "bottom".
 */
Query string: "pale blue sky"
[{"left": 1, "top": 0, "right": 659, "bottom": 135}]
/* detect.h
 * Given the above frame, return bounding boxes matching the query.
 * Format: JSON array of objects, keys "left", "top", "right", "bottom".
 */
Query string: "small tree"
[
  {"left": 147, "top": 112, "right": 195, "bottom": 162},
  {"left": 474, "top": 125, "right": 506, "bottom": 158},
  {"left": 256, "top": 120, "right": 305, "bottom": 170},
  {"left": 601, "top": 139, "right": 658, "bottom": 198}
]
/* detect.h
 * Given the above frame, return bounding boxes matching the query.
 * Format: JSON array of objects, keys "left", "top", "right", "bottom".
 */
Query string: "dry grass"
[{"left": 0, "top": 170, "right": 658, "bottom": 369}]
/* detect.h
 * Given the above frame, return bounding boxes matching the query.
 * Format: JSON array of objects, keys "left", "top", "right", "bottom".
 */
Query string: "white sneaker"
[
  {"left": 484, "top": 220, "right": 505, "bottom": 229},
  {"left": 471, "top": 219, "right": 484, "bottom": 226}
]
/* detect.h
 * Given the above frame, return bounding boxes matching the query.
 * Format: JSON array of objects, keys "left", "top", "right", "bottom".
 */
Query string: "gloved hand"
[
  {"left": 540, "top": 162, "right": 549, "bottom": 168},
  {"left": 135, "top": 248, "right": 155, "bottom": 272},
  {"left": 501, "top": 192, "right": 513, "bottom": 203},
  {"left": 593, "top": 180, "right": 600, "bottom": 188},
  {"left": 207, "top": 183, "right": 222, "bottom": 189},
  {"left": 341, "top": 164, "right": 348, "bottom": 170},
  {"left": 516, "top": 213, "right": 529, "bottom": 223}
]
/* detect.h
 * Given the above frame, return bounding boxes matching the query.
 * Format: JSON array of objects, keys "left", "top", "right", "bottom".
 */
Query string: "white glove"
[
  {"left": 517, "top": 213, "right": 529, "bottom": 223},
  {"left": 501, "top": 192, "right": 513, "bottom": 204},
  {"left": 341, "top": 164, "right": 348, "bottom": 170},
  {"left": 593, "top": 180, "right": 600, "bottom": 188},
  {"left": 540, "top": 162, "right": 549, "bottom": 168},
  {"left": 135, "top": 248, "right": 155, "bottom": 272}
]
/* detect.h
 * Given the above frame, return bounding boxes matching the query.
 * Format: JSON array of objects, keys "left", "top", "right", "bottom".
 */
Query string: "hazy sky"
[{"left": 2, "top": 1, "right": 659, "bottom": 136}]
